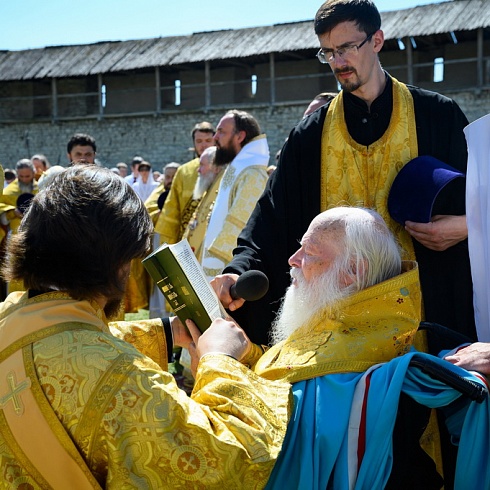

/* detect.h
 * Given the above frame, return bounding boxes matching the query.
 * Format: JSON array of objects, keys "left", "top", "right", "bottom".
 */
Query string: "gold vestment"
[
  {"left": 321, "top": 76, "right": 418, "bottom": 260},
  {"left": 183, "top": 169, "right": 224, "bottom": 263},
  {"left": 254, "top": 262, "right": 421, "bottom": 383},
  {"left": 0, "top": 291, "right": 291, "bottom": 489},
  {"left": 155, "top": 158, "right": 199, "bottom": 244}
]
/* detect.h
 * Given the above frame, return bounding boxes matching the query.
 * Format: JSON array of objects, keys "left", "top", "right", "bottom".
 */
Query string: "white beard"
[
  {"left": 269, "top": 261, "right": 352, "bottom": 345},
  {"left": 192, "top": 172, "right": 216, "bottom": 200},
  {"left": 18, "top": 182, "right": 34, "bottom": 193}
]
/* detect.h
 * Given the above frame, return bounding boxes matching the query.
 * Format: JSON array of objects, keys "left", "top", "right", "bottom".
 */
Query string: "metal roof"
[{"left": 0, "top": 0, "right": 488, "bottom": 81}]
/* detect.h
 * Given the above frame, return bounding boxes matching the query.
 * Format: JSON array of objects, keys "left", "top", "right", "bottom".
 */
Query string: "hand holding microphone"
[{"left": 230, "top": 270, "right": 269, "bottom": 301}]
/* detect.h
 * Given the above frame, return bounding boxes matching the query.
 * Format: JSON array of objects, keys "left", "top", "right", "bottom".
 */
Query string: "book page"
[{"left": 171, "top": 240, "right": 225, "bottom": 321}]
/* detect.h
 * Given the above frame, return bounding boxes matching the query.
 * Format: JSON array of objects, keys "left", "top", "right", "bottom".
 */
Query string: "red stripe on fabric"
[
  {"left": 471, "top": 371, "right": 489, "bottom": 389},
  {"left": 357, "top": 371, "right": 372, "bottom": 470}
]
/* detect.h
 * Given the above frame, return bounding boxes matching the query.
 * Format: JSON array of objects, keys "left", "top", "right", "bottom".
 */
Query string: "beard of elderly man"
[
  {"left": 269, "top": 207, "right": 402, "bottom": 346},
  {"left": 241, "top": 207, "right": 454, "bottom": 490},
  {"left": 270, "top": 256, "right": 351, "bottom": 345}
]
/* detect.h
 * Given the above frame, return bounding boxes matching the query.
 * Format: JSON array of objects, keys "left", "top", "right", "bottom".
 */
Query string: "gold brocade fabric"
[
  {"left": 183, "top": 169, "right": 224, "bottom": 263},
  {"left": 0, "top": 292, "right": 291, "bottom": 489},
  {"left": 254, "top": 261, "right": 421, "bottom": 383},
  {"left": 321, "top": 76, "right": 418, "bottom": 260},
  {"left": 145, "top": 181, "right": 166, "bottom": 224},
  {"left": 124, "top": 257, "right": 150, "bottom": 313},
  {"left": 155, "top": 158, "right": 200, "bottom": 244}
]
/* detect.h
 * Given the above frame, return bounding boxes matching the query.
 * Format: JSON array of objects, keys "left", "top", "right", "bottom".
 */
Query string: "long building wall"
[{"left": 0, "top": 88, "right": 489, "bottom": 170}]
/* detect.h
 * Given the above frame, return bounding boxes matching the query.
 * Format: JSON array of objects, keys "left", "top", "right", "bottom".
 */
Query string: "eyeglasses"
[{"left": 317, "top": 32, "right": 375, "bottom": 64}]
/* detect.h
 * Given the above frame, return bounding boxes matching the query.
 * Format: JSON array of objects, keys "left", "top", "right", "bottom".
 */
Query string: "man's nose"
[
  {"left": 331, "top": 55, "right": 347, "bottom": 67},
  {"left": 288, "top": 250, "right": 301, "bottom": 268}
]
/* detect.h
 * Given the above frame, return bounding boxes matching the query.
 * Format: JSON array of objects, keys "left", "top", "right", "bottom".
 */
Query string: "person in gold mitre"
[
  {"left": 209, "top": 207, "right": 489, "bottom": 490},
  {"left": 0, "top": 165, "right": 291, "bottom": 489}
]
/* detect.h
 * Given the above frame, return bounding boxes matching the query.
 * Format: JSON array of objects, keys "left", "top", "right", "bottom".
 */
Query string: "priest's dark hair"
[
  {"left": 2, "top": 164, "right": 152, "bottom": 301},
  {"left": 226, "top": 110, "right": 261, "bottom": 147},
  {"left": 314, "top": 0, "right": 381, "bottom": 37}
]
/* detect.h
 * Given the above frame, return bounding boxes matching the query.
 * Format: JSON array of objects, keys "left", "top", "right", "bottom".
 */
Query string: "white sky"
[{"left": 1, "top": 0, "right": 448, "bottom": 51}]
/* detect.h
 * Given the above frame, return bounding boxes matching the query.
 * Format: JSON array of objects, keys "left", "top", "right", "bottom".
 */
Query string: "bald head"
[
  {"left": 319, "top": 207, "right": 401, "bottom": 290},
  {"left": 200, "top": 146, "right": 217, "bottom": 167},
  {"left": 291, "top": 207, "right": 401, "bottom": 293},
  {"left": 192, "top": 146, "right": 220, "bottom": 200},
  {"left": 274, "top": 207, "right": 401, "bottom": 344}
]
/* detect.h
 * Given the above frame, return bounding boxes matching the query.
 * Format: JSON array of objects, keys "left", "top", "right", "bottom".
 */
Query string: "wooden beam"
[
  {"left": 205, "top": 61, "right": 211, "bottom": 109},
  {"left": 477, "top": 27, "right": 483, "bottom": 88},
  {"left": 155, "top": 66, "right": 161, "bottom": 113},
  {"left": 51, "top": 78, "right": 57, "bottom": 123},
  {"left": 97, "top": 74, "right": 103, "bottom": 120},
  {"left": 405, "top": 36, "right": 413, "bottom": 85},
  {"left": 269, "top": 53, "right": 276, "bottom": 106}
]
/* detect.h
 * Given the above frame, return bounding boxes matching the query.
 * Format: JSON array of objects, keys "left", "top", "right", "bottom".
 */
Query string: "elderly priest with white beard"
[{"left": 207, "top": 207, "right": 490, "bottom": 490}]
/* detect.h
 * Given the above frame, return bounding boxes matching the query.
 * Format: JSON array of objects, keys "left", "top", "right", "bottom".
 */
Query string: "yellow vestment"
[
  {"left": 0, "top": 179, "right": 39, "bottom": 234},
  {"left": 155, "top": 158, "right": 199, "bottom": 244},
  {"left": 253, "top": 262, "right": 421, "bottom": 382},
  {"left": 183, "top": 169, "right": 224, "bottom": 262},
  {"left": 0, "top": 291, "right": 291, "bottom": 489},
  {"left": 321, "top": 77, "right": 418, "bottom": 260},
  {"left": 145, "top": 181, "right": 166, "bottom": 225},
  {"left": 0, "top": 179, "right": 39, "bottom": 293}
]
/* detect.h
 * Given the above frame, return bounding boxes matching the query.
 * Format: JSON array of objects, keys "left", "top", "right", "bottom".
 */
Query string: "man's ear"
[
  {"left": 342, "top": 258, "right": 368, "bottom": 288},
  {"left": 373, "top": 29, "right": 384, "bottom": 53},
  {"left": 235, "top": 130, "right": 246, "bottom": 146}
]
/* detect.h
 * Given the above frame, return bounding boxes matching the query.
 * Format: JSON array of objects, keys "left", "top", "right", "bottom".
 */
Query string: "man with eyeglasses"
[
  {"left": 216, "top": 0, "right": 473, "bottom": 350},
  {"left": 213, "top": 1, "right": 472, "bottom": 487}
]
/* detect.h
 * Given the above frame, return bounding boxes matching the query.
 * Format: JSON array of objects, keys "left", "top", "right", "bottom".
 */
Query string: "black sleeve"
[
  {"left": 223, "top": 108, "right": 326, "bottom": 344},
  {"left": 161, "top": 316, "right": 174, "bottom": 362},
  {"left": 410, "top": 87, "right": 476, "bottom": 339}
]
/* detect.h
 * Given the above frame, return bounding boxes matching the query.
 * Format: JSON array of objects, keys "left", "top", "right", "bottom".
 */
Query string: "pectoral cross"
[{"left": 0, "top": 371, "right": 31, "bottom": 416}]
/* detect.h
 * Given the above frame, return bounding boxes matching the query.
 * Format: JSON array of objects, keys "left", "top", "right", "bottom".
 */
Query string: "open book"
[{"left": 143, "top": 238, "right": 227, "bottom": 332}]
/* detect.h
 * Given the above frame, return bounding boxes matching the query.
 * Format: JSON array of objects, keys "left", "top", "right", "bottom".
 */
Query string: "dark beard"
[
  {"left": 215, "top": 146, "right": 237, "bottom": 166},
  {"left": 334, "top": 66, "right": 362, "bottom": 93},
  {"left": 104, "top": 297, "right": 124, "bottom": 320}
]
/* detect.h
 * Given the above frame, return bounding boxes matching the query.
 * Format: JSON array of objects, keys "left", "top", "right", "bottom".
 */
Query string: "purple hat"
[{"left": 388, "top": 156, "right": 465, "bottom": 225}]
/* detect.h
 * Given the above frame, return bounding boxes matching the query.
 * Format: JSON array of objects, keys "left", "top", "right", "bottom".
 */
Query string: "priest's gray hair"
[{"left": 319, "top": 207, "right": 401, "bottom": 292}]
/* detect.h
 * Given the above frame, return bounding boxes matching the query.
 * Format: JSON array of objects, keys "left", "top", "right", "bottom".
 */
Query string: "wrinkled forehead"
[
  {"left": 303, "top": 219, "right": 344, "bottom": 250},
  {"left": 310, "top": 213, "right": 345, "bottom": 234}
]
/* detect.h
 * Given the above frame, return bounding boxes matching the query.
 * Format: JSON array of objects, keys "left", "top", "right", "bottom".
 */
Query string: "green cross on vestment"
[{"left": 0, "top": 371, "right": 31, "bottom": 415}]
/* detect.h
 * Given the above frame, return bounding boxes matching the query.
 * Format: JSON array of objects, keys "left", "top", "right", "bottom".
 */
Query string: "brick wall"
[{"left": 0, "top": 89, "right": 488, "bottom": 170}]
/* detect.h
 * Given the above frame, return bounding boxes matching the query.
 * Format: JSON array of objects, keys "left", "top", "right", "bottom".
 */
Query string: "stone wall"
[{"left": 0, "top": 88, "right": 489, "bottom": 170}]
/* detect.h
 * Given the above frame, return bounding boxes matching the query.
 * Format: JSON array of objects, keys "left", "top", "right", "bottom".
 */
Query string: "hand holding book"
[
  {"left": 144, "top": 239, "right": 269, "bottom": 334},
  {"left": 143, "top": 239, "right": 227, "bottom": 333},
  {"left": 185, "top": 317, "right": 253, "bottom": 376}
]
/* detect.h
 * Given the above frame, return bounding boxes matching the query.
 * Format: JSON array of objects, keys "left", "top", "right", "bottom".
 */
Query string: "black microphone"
[{"left": 230, "top": 270, "right": 269, "bottom": 301}]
